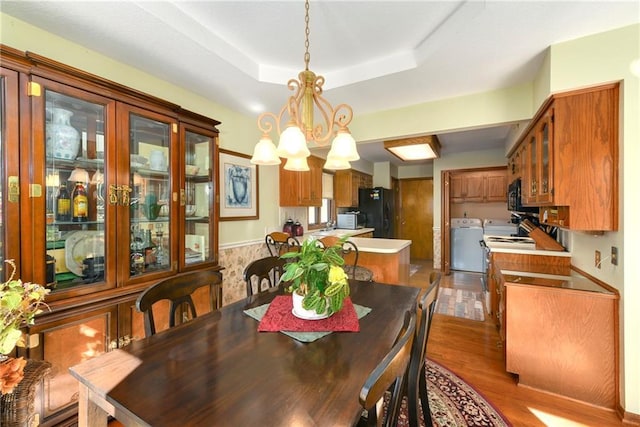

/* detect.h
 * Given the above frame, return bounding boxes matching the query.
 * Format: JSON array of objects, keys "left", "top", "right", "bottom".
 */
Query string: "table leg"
[{"left": 78, "top": 383, "right": 108, "bottom": 427}]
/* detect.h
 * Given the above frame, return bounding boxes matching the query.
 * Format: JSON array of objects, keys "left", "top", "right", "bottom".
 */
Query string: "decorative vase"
[
  {"left": 46, "top": 108, "right": 80, "bottom": 160},
  {"left": 291, "top": 291, "right": 331, "bottom": 320},
  {"left": 231, "top": 175, "right": 248, "bottom": 204}
]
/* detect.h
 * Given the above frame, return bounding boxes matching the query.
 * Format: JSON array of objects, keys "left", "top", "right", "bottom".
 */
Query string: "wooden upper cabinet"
[
  {"left": 510, "top": 82, "right": 619, "bottom": 230},
  {"left": 334, "top": 169, "right": 373, "bottom": 207},
  {"left": 279, "top": 155, "right": 323, "bottom": 207},
  {"left": 485, "top": 170, "right": 509, "bottom": 202},
  {"left": 451, "top": 169, "right": 507, "bottom": 203}
]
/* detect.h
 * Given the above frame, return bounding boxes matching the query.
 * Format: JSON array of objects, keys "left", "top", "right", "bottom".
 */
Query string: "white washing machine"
[
  {"left": 483, "top": 218, "right": 518, "bottom": 236},
  {"left": 451, "top": 218, "right": 484, "bottom": 273}
]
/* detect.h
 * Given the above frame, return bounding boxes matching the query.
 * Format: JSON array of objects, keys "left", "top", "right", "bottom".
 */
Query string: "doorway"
[{"left": 398, "top": 178, "right": 434, "bottom": 260}]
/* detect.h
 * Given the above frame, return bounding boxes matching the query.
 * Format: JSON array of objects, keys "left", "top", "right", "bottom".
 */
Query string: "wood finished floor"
[
  {"left": 109, "top": 261, "right": 627, "bottom": 427},
  {"left": 408, "top": 259, "right": 626, "bottom": 427}
]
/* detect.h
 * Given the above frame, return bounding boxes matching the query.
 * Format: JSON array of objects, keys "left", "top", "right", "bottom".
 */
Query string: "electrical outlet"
[
  {"left": 611, "top": 246, "right": 618, "bottom": 265},
  {"left": 595, "top": 250, "right": 601, "bottom": 268}
]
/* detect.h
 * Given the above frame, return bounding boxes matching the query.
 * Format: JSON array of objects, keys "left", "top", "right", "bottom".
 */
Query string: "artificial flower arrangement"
[
  {"left": 0, "top": 260, "right": 50, "bottom": 394},
  {"left": 279, "top": 237, "right": 350, "bottom": 316}
]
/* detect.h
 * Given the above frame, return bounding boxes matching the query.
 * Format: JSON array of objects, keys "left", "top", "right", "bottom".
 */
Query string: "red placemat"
[{"left": 258, "top": 296, "right": 360, "bottom": 332}]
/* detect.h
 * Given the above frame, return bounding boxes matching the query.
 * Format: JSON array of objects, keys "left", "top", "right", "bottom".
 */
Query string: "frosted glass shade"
[
  {"left": 327, "top": 130, "right": 359, "bottom": 162},
  {"left": 323, "top": 154, "right": 350, "bottom": 170},
  {"left": 276, "top": 125, "right": 310, "bottom": 159},
  {"left": 251, "top": 136, "right": 281, "bottom": 165},
  {"left": 284, "top": 157, "right": 310, "bottom": 171}
]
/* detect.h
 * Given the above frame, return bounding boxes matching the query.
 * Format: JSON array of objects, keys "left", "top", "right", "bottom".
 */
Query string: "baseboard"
[{"left": 618, "top": 403, "right": 640, "bottom": 425}]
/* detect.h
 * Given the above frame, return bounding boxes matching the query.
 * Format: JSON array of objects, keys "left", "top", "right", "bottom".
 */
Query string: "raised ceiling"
[{"left": 3, "top": 1, "right": 638, "bottom": 165}]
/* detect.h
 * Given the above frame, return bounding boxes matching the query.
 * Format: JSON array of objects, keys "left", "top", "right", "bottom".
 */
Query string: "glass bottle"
[
  {"left": 155, "top": 230, "right": 168, "bottom": 267},
  {"left": 72, "top": 182, "right": 88, "bottom": 222},
  {"left": 56, "top": 183, "right": 71, "bottom": 221},
  {"left": 144, "top": 228, "right": 157, "bottom": 268},
  {"left": 130, "top": 229, "right": 145, "bottom": 275}
]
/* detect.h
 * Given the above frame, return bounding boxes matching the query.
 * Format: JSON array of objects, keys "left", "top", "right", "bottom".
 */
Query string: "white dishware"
[{"left": 149, "top": 150, "right": 167, "bottom": 171}]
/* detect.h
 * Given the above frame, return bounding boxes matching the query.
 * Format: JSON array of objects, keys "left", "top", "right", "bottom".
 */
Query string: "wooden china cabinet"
[{"left": 0, "top": 46, "right": 221, "bottom": 426}]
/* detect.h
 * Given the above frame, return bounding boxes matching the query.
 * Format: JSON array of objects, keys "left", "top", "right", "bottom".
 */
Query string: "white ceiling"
[{"left": 3, "top": 1, "right": 638, "bottom": 166}]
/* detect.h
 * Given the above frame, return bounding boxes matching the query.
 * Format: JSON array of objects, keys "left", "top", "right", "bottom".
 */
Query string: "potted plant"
[
  {"left": 279, "top": 237, "right": 350, "bottom": 319},
  {"left": 0, "top": 260, "right": 49, "bottom": 394}
]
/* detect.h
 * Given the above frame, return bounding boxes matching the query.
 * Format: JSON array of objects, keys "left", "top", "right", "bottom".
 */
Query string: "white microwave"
[{"left": 337, "top": 213, "right": 365, "bottom": 230}]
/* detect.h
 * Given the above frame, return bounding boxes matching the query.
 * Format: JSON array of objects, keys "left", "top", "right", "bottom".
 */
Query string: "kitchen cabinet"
[
  {"left": 508, "top": 83, "right": 619, "bottom": 230},
  {"left": 334, "top": 169, "right": 373, "bottom": 207},
  {"left": 450, "top": 168, "right": 507, "bottom": 203},
  {"left": 504, "top": 272, "right": 618, "bottom": 408},
  {"left": 487, "top": 251, "right": 571, "bottom": 325},
  {"left": 279, "top": 155, "right": 323, "bottom": 206},
  {"left": 521, "top": 110, "right": 553, "bottom": 205},
  {"left": 0, "top": 46, "right": 221, "bottom": 425}
]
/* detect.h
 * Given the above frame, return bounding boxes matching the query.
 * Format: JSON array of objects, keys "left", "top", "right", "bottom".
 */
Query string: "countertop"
[
  {"left": 501, "top": 269, "right": 615, "bottom": 294},
  {"left": 484, "top": 236, "right": 571, "bottom": 257},
  {"left": 306, "top": 227, "right": 375, "bottom": 239},
  {"left": 302, "top": 228, "right": 412, "bottom": 254}
]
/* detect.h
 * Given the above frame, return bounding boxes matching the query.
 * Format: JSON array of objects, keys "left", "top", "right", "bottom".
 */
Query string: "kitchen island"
[{"left": 303, "top": 228, "right": 412, "bottom": 285}]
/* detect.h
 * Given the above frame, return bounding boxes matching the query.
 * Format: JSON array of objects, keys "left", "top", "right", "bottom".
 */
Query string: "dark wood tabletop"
[{"left": 70, "top": 280, "right": 420, "bottom": 427}]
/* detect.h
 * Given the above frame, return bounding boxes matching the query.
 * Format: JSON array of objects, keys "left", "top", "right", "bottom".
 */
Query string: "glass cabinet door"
[
  {"left": 182, "top": 125, "right": 217, "bottom": 268},
  {"left": 38, "top": 82, "right": 115, "bottom": 293},
  {"left": 0, "top": 67, "right": 20, "bottom": 281},
  {"left": 538, "top": 111, "right": 552, "bottom": 204},
  {"left": 124, "top": 108, "right": 177, "bottom": 281},
  {"left": 527, "top": 132, "right": 537, "bottom": 201}
]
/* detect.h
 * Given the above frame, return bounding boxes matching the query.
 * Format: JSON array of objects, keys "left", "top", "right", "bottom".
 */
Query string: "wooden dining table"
[{"left": 69, "top": 280, "right": 420, "bottom": 427}]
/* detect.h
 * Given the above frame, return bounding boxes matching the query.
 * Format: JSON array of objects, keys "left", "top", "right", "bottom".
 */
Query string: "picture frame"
[{"left": 219, "top": 149, "right": 259, "bottom": 221}]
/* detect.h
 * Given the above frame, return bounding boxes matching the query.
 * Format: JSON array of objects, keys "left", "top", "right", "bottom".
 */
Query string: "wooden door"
[{"left": 398, "top": 178, "right": 433, "bottom": 260}]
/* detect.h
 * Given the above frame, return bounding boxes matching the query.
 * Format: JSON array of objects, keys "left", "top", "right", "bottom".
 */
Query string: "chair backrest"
[
  {"left": 406, "top": 271, "right": 441, "bottom": 427},
  {"left": 317, "top": 236, "right": 359, "bottom": 279},
  {"left": 243, "top": 256, "right": 286, "bottom": 297},
  {"left": 359, "top": 309, "right": 417, "bottom": 427},
  {"left": 135, "top": 269, "right": 223, "bottom": 337},
  {"left": 265, "top": 232, "right": 300, "bottom": 257}
]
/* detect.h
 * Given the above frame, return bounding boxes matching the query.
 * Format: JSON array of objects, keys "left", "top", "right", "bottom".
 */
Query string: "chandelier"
[{"left": 250, "top": 0, "right": 359, "bottom": 171}]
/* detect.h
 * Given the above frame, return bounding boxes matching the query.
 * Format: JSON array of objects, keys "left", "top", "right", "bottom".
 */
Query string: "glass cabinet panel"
[
  {"left": 183, "top": 128, "right": 215, "bottom": 267},
  {"left": 528, "top": 133, "right": 537, "bottom": 199},
  {"left": 0, "top": 68, "right": 20, "bottom": 280},
  {"left": 540, "top": 119, "right": 550, "bottom": 201},
  {"left": 45, "top": 90, "right": 107, "bottom": 290},
  {"left": 129, "top": 114, "right": 172, "bottom": 276}
]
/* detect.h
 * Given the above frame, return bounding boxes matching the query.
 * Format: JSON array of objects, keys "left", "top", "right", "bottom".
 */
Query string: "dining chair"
[
  {"left": 135, "top": 269, "right": 223, "bottom": 337},
  {"left": 317, "top": 236, "right": 374, "bottom": 282},
  {"left": 358, "top": 309, "right": 417, "bottom": 427},
  {"left": 243, "top": 255, "right": 287, "bottom": 297},
  {"left": 406, "top": 271, "right": 441, "bottom": 427},
  {"left": 265, "top": 231, "right": 300, "bottom": 257}
]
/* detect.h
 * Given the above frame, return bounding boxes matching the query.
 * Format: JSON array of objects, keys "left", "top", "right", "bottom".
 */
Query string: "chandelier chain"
[{"left": 304, "top": 0, "right": 310, "bottom": 70}]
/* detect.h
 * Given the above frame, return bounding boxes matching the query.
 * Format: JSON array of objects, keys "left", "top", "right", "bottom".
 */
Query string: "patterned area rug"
[
  {"left": 435, "top": 288, "right": 485, "bottom": 321},
  {"left": 396, "top": 359, "right": 511, "bottom": 427}
]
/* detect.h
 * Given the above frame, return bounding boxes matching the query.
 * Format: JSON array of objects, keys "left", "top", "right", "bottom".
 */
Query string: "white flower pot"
[{"left": 291, "top": 291, "right": 330, "bottom": 320}]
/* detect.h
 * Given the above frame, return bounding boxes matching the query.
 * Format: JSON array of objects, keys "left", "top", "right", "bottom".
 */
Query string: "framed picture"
[{"left": 219, "top": 149, "right": 259, "bottom": 221}]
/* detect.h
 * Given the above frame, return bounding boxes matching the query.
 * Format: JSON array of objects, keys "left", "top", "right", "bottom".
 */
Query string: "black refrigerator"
[{"left": 358, "top": 187, "right": 394, "bottom": 238}]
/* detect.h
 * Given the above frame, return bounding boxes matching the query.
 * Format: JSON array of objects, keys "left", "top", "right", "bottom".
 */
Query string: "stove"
[{"left": 483, "top": 235, "right": 536, "bottom": 250}]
